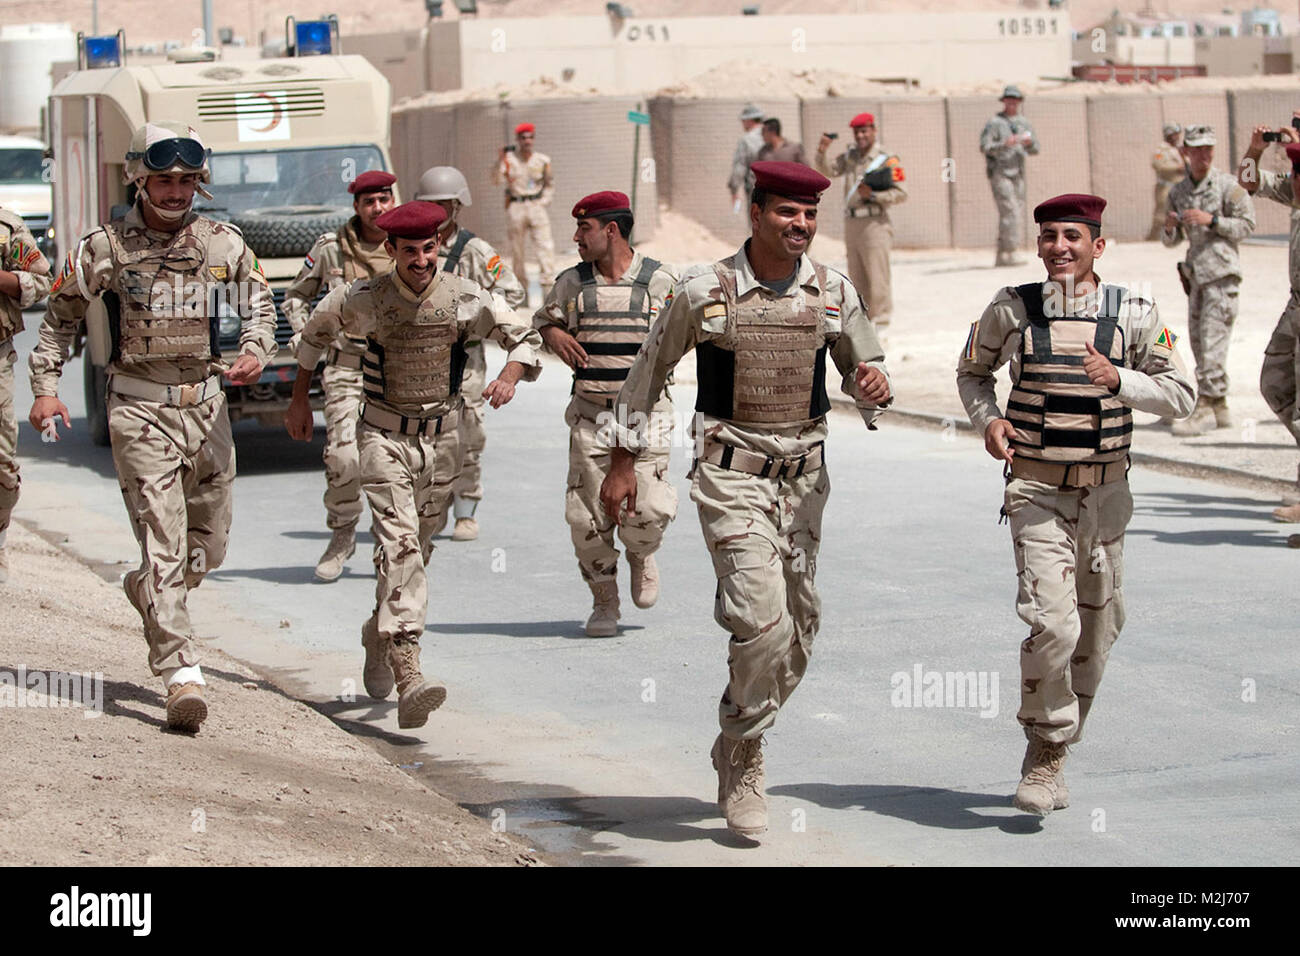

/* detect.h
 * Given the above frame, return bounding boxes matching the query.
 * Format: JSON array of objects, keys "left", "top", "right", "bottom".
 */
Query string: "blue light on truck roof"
[
  {"left": 84, "top": 35, "right": 123, "bottom": 68},
  {"left": 295, "top": 20, "right": 333, "bottom": 55}
]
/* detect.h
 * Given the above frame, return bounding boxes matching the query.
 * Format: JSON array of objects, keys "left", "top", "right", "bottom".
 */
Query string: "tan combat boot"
[
  {"left": 165, "top": 682, "right": 208, "bottom": 733},
  {"left": 360, "top": 619, "right": 394, "bottom": 699},
  {"left": 585, "top": 580, "right": 620, "bottom": 637},
  {"left": 711, "top": 733, "right": 768, "bottom": 836},
  {"left": 1210, "top": 396, "right": 1232, "bottom": 429},
  {"left": 1171, "top": 396, "right": 1215, "bottom": 436},
  {"left": 388, "top": 639, "right": 446, "bottom": 729},
  {"left": 1014, "top": 734, "right": 1069, "bottom": 815},
  {"left": 628, "top": 553, "right": 660, "bottom": 609},
  {"left": 314, "top": 528, "right": 356, "bottom": 582},
  {"left": 452, "top": 517, "right": 479, "bottom": 541},
  {"left": 1022, "top": 729, "right": 1069, "bottom": 809}
]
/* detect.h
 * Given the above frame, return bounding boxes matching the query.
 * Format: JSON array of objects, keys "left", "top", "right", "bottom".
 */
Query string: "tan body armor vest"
[
  {"left": 1005, "top": 283, "right": 1133, "bottom": 464},
  {"left": 361, "top": 272, "right": 465, "bottom": 408},
  {"left": 101, "top": 217, "right": 219, "bottom": 362},
  {"left": 571, "top": 256, "right": 661, "bottom": 405},
  {"left": 695, "top": 258, "right": 831, "bottom": 428}
]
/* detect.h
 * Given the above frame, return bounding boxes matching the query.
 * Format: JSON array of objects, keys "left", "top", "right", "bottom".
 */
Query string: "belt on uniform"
[
  {"left": 1008, "top": 456, "right": 1129, "bottom": 488},
  {"left": 697, "top": 440, "right": 824, "bottom": 479},
  {"left": 361, "top": 402, "right": 460, "bottom": 438},
  {"left": 510, "top": 192, "right": 543, "bottom": 203},
  {"left": 325, "top": 346, "right": 363, "bottom": 370},
  {"left": 109, "top": 373, "right": 222, "bottom": 407},
  {"left": 848, "top": 205, "right": 884, "bottom": 219}
]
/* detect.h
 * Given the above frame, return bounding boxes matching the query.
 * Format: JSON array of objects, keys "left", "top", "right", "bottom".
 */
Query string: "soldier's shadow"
[
  {"left": 769, "top": 783, "right": 1044, "bottom": 834},
  {"left": 425, "top": 621, "right": 647, "bottom": 641}
]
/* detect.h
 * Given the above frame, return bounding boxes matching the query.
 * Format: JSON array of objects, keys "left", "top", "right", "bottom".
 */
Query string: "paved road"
[{"left": 10, "top": 319, "right": 1298, "bottom": 865}]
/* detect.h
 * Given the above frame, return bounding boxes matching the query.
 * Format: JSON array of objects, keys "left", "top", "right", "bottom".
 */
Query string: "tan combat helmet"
[
  {"left": 123, "top": 121, "right": 214, "bottom": 200},
  {"left": 414, "top": 166, "right": 472, "bottom": 206}
]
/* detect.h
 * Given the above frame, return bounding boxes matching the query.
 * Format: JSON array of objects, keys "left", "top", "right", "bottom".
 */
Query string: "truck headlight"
[{"left": 218, "top": 304, "right": 241, "bottom": 338}]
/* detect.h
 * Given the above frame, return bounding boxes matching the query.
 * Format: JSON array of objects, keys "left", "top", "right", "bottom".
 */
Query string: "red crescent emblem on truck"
[{"left": 249, "top": 92, "right": 283, "bottom": 133}]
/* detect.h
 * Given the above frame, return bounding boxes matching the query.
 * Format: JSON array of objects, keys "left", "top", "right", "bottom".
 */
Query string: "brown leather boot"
[{"left": 388, "top": 639, "right": 446, "bottom": 729}]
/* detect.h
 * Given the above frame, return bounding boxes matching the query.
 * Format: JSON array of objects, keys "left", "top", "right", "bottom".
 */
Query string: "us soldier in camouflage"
[
  {"left": 728, "top": 104, "right": 766, "bottom": 205},
  {"left": 0, "top": 205, "right": 53, "bottom": 582},
  {"left": 282, "top": 170, "right": 396, "bottom": 581},
  {"left": 415, "top": 165, "right": 527, "bottom": 543},
  {"left": 286, "top": 202, "right": 541, "bottom": 729},
  {"left": 1148, "top": 123, "right": 1186, "bottom": 241},
  {"left": 534, "top": 190, "right": 679, "bottom": 637},
  {"left": 601, "top": 162, "right": 892, "bottom": 837},
  {"left": 1163, "top": 124, "right": 1256, "bottom": 436},
  {"left": 27, "top": 122, "right": 276, "bottom": 732},
  {"left": 1239, "top": 124, "right": 1300, "bottom": 521},
  {"left": 815, "top": 111, "right": 908, "bottom": 329},
  {"left": 958, "top": 194, "right": 1195, "bottom": 815},
  {"left": 980, "top": 86, "right": 1039, "bottom": 268},
  {"left": 492, "top": 122, "right": 556, "bottom": 307}
]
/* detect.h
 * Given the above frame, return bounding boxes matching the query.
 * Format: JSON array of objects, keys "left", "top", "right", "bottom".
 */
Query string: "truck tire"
[
  {"left": 83, "top": 361, "right": 111, "bottom": 447},
  {"left": 229, "top": 206, "right": 351, "bottom": 258}
]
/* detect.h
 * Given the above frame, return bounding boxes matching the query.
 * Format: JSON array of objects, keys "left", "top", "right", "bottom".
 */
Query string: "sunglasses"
[{"left": 126, "top": 138, "right": 211, "bottom": 171}]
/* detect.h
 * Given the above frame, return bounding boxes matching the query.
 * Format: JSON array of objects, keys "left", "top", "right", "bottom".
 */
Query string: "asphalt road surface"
[{"left": 10, "top": 319, "right": 1297, "bottom": 866}]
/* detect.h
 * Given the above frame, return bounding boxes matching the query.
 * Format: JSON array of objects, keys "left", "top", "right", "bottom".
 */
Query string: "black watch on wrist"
[{"left": 1211, "top": 214, "right": 1219, "bottom": 229}]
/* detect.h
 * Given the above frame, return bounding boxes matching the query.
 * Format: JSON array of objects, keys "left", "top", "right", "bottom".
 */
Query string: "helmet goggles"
[{"left": 127, "top": 138, "right": 212, "bottom": 172}]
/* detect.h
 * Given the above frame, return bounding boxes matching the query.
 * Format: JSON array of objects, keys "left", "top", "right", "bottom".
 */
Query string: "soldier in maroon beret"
[
  {"left": 600, "top": 160, "right": 893, "bottom": 838},
  {"left": 286, "top": 201, "right": 544, "bottom": 728},
  {"left": 493, "top": 121, "right": 556, "bottom": 306},
  {"left": 958, "top": 192, "right": 1194, "bottom": 816},
  {"left": 283, "top": 169, "right": 398, "bottom": 582}
]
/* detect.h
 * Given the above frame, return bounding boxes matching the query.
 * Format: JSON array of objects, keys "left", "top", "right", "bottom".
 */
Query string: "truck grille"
[
  {"left": 218, "top": 287, "right": 325, "bottom": 353},
  {"left": 197, "top": 87, "right": 326, "bottom": 120}
]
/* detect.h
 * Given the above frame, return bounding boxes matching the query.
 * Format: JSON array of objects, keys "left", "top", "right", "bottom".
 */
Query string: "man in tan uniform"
[
  {"left": 1148, "top": 123, "right": 1186, "bottom": 241},
  {"left": 1162, "top": 124, "right": 1256, "bottom": 435},
  {"left": 1239, "top": 125, "right": 1300, "bottom": 521},
  {"left": 282, "top": 170, "right": 396, "bottom": 581},
  {"left": 958, "top": 194, "right": 1195, "bottom": 815},
  {"left": 415, "top": 165, "right": 528, "bottom": 542},
  {"left": 492, "top": 122, "right": 556, "bottom": 307},
  {"left": 815, "top": 112, "right": 907, "bottom": 329},
  {"left": 980, "top": 87, "right": 1039, "bottom": 267},
  {"left": 28, "top": 122, "right": 276, "bottom": 731},
  {"left": 534, "top": 190, "right": 679, "bottom": 637},
  {"left": 601, "top": 162, "right": 892, "bottom": 838},
  {"left": 0, "top": 206, "right": 53, "bottom": 582},
  {"left": 286, "top": 202, "right": 542, "bottom": 729}
]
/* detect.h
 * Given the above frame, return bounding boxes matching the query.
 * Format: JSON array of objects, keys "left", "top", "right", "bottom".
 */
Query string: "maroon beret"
[
  {"left": 572, "top": 190, "right": 631, "bottom": 219},
  {"left": 348, "top": 170, "right": 396, "bottom": 195},
  {"left": 1286, "top": 143, "right": 1300, "bottom": 166},
  {"left": 515, "top": 122, "right": 535, "bottom": 136},
  {"left": 751, "top": 161, "right": 831, "bottom": 204},
  {"left": 1034, "top": 193, "right": 1107, "bottom": 228},
  {"left": 375, "top": 201, "right": 447, "bottom": 240},
  {"left": 850, "top": 112, "right": 875, "bottom": 128}
]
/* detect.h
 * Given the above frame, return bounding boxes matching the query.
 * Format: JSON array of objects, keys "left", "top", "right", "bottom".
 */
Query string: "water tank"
[{"left": 0, "top": 23, "right": 78, "bottom": 132}]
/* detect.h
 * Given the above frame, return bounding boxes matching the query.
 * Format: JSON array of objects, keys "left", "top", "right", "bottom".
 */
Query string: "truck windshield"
[
  {"left": 0, "top": 149, "right": 46, "bottom": 185},
  {"left": 197, "top": 145, "right": 385, "bottom": 216}
]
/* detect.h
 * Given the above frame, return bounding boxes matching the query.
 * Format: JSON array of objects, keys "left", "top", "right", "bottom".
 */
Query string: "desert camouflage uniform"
[
  {"left": 1254, "top": 170, "right": 1300, "bottom": 460},
  {"left": 534, "top": 251, "right": 680, "bottom": 585},
  {"left": 1148, "top": 143, "right": 1187, "bottom": 241},
  {"left": 814, "top": 142, "right": 908, "bottom": 327},
  {"left": 614, "top": 243, "right": 890, "bottom": 740},
  {"left": 0, "top": 209, "right": 53, "bottom": 548},
  {"left": 29, "top": 206, "right": 276, "bottom": 675},
  {"left": 431, "top": 226, "right": 527, "bottom": 526},
  {"left": 729, "top": 125, "right": 765, "bottom": 198},
  {"left": 282, "top": 217, "right": 392, "bottom": 533},
  {"left": 980, "top": 112, "right": 1039, "bottom": 255},
  {"left": 298, "top": 270, "right": 541, "bottom": 656},
  {"left": 1162, "top": 168, "right": 1256, "bottom": 399},
  {"left": 957, "top": 281, "right": 1195, "bottom": 743},
  {"left": 492, "top": 151, "right": 556, "bottom": 299}
]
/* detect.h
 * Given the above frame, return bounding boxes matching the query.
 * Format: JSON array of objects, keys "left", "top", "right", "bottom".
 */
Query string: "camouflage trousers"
[
  {"left": 1187, "top": 275, "right": 1240, "bottom": 400},
  {"left": 0, "top": 342, "right": 19, "bottom": 541},
  {"left": 844, "top": 215, "right": 894, "bottom": 327},
  {"left": 1005, "top": 476, "right": 1132, "bottom": 745},
  {"left": 691, "top": 459, "right": 829, "bottom": 740},
  {"left": 451, "top": 342, "right": 487, "bottom": 511},
  {"left": 320, "top": 362, "right": 365, "bottom": 531},
  {"left": 1260, "top": 293, "right": 1300, "bottom": 447},
  {"left": 506, "top": 200, "right": 556, "bottom": 299},
  {"left": 565, "top": 394, "right": 676, "bottom": 584},
  {"left": 990, "top": 172, "right": 1027, "bottom": 253},
  {"left": 109, "top": 389, "right": 235, "bottom": 675},
  {"left": 359, "top": 417, "right": 461, "bottom": 647}
]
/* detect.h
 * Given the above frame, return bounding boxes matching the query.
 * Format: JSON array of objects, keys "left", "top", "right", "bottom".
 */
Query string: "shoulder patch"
[
  {"left": 702, "top": 302, "right": 727, "bottom": 320},
  {"left": 963, "top": 321, "right": 980, "bottom": 361},
  {"left": 1154, "top": 326, "right": 1177, "bottom": 352}
]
